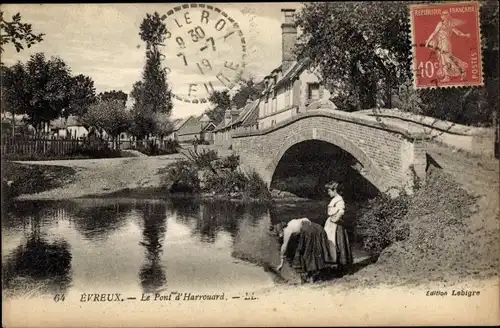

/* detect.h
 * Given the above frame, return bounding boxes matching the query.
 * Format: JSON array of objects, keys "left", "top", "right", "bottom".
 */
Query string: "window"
[{"left": 307, "top": 83, "right": 320, "bottom": 101}]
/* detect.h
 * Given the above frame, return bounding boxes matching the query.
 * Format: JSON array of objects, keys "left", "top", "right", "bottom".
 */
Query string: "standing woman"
[{"left": 324, "top": 181, "right": 353, "bottom": 272}]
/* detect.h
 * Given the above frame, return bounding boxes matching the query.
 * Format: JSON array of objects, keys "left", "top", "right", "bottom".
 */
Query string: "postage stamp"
[
  {"left": 159, "top": 4, "right": 246, "bottom": 104},
  {"left": 409, "top": 1, "right": 483, "bottom": 89}
]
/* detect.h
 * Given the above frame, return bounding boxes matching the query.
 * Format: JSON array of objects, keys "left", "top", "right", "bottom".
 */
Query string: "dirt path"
[
  {"left": 14, "top": 154, "right": 184, "bottom": 200},
  {"left": 13, "top": 145, "right": 234, "bottom": 200}
]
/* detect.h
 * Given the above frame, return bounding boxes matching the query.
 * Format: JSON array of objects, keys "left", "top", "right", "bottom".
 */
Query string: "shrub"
[
  {"left": 162, "top": 160, "right": 200, "bottom": 193},
  {"left": 183, "top": 148, "right": 219, "bottom": 173},
  {"left": 218, "top": 154, "right": 240, "bottom": 171},
  {"left": 241, "top": 170, "right": 272, "bottom": 202},
  {"left": 355, "top": 190, "right": 411, "bottom": 256},
  {"left": 133, "top": 139, "right": 179, "bottom": 156}
]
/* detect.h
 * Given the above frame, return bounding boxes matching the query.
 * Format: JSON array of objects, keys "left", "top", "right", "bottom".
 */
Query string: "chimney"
[
  {"left": 231, "top": 104, "right": 240, "bottom": 122},
  {"left": 281, "top": 9, "right": 297, "bottom": 73},
  {"left": 224, "top": 108, "right": 232, "bottom": 126}
]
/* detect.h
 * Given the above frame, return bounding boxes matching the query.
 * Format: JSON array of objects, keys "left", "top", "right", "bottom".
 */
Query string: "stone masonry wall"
[{"left": 233, "top": 110, "right": 427, "bottom": 193}]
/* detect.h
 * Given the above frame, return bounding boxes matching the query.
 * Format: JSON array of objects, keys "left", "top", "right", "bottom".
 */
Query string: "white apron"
[{"left": 324, "top": 195, "right": 345, "bottom": 263}]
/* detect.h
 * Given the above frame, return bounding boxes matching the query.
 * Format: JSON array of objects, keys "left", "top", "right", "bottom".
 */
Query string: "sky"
[{"left": 2, "top": 3, "right": 304, "bottom": 119}]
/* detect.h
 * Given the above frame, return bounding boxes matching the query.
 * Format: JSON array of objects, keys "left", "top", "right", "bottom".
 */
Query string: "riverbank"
[{"left": 3, "top": 142, "right": 499, "bottom": 289}]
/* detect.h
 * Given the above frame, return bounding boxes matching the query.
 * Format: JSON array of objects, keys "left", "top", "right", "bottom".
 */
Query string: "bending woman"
[
  {"left": 324, "top": 181, "right": 353, "bottom": 272},
  {"left": 276, "top": 218, "right": 335, "bottom": 283}
]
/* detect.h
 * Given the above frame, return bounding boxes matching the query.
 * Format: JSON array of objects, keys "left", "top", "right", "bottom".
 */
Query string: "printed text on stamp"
[
  {"left": 160, "top": 4, "right": 246, "bottom": 103},
  {"left": 409, "top": 1, "right": 483, "bottom": 89}
]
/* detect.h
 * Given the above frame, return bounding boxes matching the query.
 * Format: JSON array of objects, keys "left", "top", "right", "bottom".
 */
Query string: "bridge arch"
[
  {"left": 266, "top": 128, "right": 388, "bottom": 193},
  {"left": 232, "top": 110, "right": 427, "bottom": 195}
]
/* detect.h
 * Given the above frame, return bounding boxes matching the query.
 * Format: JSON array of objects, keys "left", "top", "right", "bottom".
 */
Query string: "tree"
[
  {"left": 98, "top": 90, "right": 128, "bottom": 106},
  {"left": 231, "top": 78, "right": 265, "bottom": 108},
  {"left": 81, "top": 100, "right": 131, "bottom": 149},
  {"left": 130, "top": 80, "right": 156, "bottom": 139},
  {"left": 206, "top": 90, "right": 231, "bottom": 124},
  {"left": 295, "top": 1, "right": 499, "bottom": 126},
  {"left": 137, "top": 12, "right": 173, "bottom": 116},
  {"left": 1, "top": 62, "right": 30, "bottom": 136},
  {"left": 295, "top": 2, "right": 411, "bottom": 111},
  {"left": 0, "top": 11, "right": 44, "bottom": 54},
  {"left": 66, "top": 74, "right": 97, "bottom": 118},
  {"left": 2, "top": 53, "right": 73, "bottom": 133}
]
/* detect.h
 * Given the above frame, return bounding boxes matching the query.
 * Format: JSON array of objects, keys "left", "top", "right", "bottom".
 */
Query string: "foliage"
[
  {"left": 153, "top": 112, "right": 174, "bottom": 138},
  {"left": 295, "top": 0, "right": 499, "bottom": 126},
  {"left": 81, "top": 100, "right": 132, "bottom": 139},
  {"left": 1, "top": 53, "right": 97, "bottom": 130},
  {"left": 6, "top": 53, "right": 72, "bottom": 129},
  {"left": 231, "top": 78, "right": 265, "bottom": 108},
  {"left": 356, "top": 191, "right": 411, "bottom": 256},
  {"left": 133, "top": 139, "right": 179, "bottom": 156},
  {"left": 241, "top": 170, "right": 272, "bottom": 201},
  {"left": 98, "top": 90, "right": 128, "bottom": 106},
  {"left": 0, "top": 11, "right": 44, "bottom": 54},
  {"left": 218, "top": 154, "right": 240, "bottom": 172},
  {"left": 206, "top": 79, "right": 264, "bottom": 124},
  {"left": 183, "top": 148, "right": 219, "bottom": 175},
  {"left": 206, "top": 90, "right": 231, "bottom": 124},
  {"left": 134, "top": 12, "right": 173, "bottom": 118},
  {"left": 162, "top": 160, "right": 200, "bottom": 193},
  {"left": 66, "top": 74, "right": 98, "bottom": 118}
]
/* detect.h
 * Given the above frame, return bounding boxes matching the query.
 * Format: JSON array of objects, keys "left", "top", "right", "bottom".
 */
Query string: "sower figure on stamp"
[
  {"left": 275, "top": 218, "right": 335, "bottom": 283},
  {"left": 324, "top": 181, "right": 353, "bottom": 273},
  {"left": 425, "top": 10, "right": 471, "bottom": 82}
]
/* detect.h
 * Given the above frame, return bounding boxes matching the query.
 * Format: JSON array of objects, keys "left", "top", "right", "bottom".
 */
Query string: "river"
[{"left": 2, "top": 197, "right": 369, "bottom": 299}]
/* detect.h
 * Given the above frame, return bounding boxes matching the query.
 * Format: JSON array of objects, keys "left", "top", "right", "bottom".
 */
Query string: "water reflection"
[
  {"left": 136, "top": 202, "right": 167, "bottom": 293},
  {"left": 2, "top": 204, "right": 73, "bottom": 297},
  {"left": 71, "top": 200, "right": 133, "bottom": 241},
  {"left": 2, "top": 197, "right": 368, "bottom": 298}
]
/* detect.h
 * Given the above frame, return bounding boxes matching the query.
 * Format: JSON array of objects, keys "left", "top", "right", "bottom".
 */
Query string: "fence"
[{"left": 1, "top": 137, "right": 84, "bottom": 159}]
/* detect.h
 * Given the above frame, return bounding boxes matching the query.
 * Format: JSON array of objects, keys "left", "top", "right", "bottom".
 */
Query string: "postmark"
[
  {"left": 409, "top": 1, "right": 483, "bottom": 89},
  {"left": 159, "top": 4, "right": 247, "bottom": 104}
]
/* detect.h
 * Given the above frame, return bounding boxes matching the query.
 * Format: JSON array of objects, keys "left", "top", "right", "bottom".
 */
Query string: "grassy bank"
[
  {"left": 339, "top": 164, "right": 499, "bottom": 288},
  {"left": 1, "top": 160, "right": 76, "bottom": 204}
]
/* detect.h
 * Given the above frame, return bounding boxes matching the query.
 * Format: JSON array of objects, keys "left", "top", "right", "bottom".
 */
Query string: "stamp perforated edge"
[{"left": 408, "top": 1, "right": 485, "bottom": 90}]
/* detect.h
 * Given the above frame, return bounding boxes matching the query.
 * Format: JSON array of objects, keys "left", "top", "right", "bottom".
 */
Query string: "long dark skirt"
[
  {"left": 336, "top": 225, "right": 353, "bottom": 270},
  {"left": 287, "top": 221, "right": 336, "bottom": 274}
]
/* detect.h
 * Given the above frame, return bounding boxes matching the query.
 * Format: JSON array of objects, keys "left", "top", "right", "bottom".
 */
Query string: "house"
[
  {"left": 168, "top": 114, "right": 216, "bottom": 143},
  {"left": 50, "top": 115, "right": 111, "bottom": 140},
  {"left": 50, "top": 115, "right": 89, "bottom": 139},
  {"left": 212, "top": 8, "right": 335, "bottom": 148},
  {"left": 256, "top": 8, "right": 335, "bottom": 131},
  {"left": 213, "top": 98, "right": 260, "bottom": 148}
]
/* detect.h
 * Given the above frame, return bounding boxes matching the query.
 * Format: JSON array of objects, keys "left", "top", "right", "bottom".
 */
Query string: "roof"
[
  {"left": 241, "top": 100, "right": 261, "bottom": 127},
  {"left": 213, "top": 99, "right": 260, "bottom": 132},
  {"left": 198, "top": 113, "right": 212, "bottom": 123},
  {"left": 233, "top": 99, "right": 259, "bottom": 126},
  {"left": 173, "top": 117, "right": 190, "bottom": 131},
  {"left": 50, "top": 115, "right": 81, "bottom": 129},
  {"left": 274, "top": 57, "right": 312, "bottom": 90}
]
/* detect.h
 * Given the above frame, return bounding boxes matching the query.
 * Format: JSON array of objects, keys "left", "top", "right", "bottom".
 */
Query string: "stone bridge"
[{"left": 232, "top": 109, "right": 428, "bottom": 194}]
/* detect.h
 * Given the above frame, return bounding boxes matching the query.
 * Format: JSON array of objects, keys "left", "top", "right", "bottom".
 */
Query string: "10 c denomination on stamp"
[
  {"left": 159, "top": 4, "right": 246, "bottom": 104},
  {"left": 409, "top": 1, "right": 483, "bottom": 89}
]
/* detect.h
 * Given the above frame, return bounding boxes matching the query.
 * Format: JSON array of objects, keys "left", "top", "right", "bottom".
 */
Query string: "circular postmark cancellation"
[
  {"left": 409, "top": 1, "right": 484, "bottom": 89},
  {"left": 159, "top": 4, "right": 247, "bottom": 104}
]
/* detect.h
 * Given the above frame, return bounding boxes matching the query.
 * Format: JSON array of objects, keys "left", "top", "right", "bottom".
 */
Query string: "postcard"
[{"left": 1, "top": 2, "right": 499, "bottom": 327}]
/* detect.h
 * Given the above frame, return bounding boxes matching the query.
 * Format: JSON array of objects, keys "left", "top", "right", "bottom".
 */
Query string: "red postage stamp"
[{"left": 409, "top": 1, "right": 483, "bottom": 89}]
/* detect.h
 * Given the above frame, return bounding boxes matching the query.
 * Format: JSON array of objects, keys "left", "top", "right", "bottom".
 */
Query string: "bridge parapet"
[{"left": 233, "top": 109, "right": 427, "bottom": 195}]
